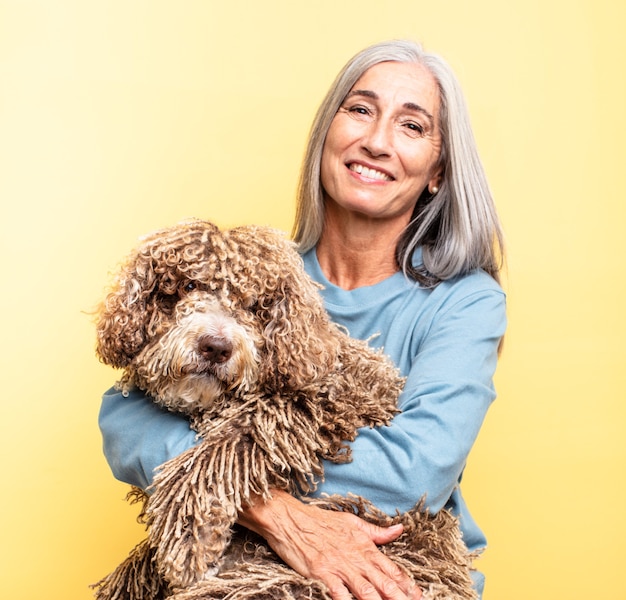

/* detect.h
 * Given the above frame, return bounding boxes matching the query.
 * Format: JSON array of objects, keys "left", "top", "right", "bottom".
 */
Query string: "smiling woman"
[{"left": 99, "top": 39, "right": 507, "bottom": 600}]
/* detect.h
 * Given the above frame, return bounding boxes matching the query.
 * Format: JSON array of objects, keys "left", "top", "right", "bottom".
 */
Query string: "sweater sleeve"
[
  {"left": 99, "top": 386, "right": 198, "bottom": 489},
  {"left": 309, "top": 286, "right": 506, "bottom": 515}
]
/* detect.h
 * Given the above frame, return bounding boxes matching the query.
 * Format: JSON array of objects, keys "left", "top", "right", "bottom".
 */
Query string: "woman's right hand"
[{"left": 238, "top": 489, "right": 421, "bottom": 600}]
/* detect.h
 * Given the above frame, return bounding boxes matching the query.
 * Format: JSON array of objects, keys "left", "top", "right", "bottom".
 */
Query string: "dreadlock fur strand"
[{"left": 93, "top": 219, "right": 478, "bottom": 600}]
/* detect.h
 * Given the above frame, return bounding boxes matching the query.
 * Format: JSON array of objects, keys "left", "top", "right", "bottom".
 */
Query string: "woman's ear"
[{"left": 428, "top": 165, "right": 444, "bottom": 195}]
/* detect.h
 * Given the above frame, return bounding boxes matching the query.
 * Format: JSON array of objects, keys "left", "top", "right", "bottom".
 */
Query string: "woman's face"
[{"left": 320, "top": 61, "right": 443, "bottom": 225}]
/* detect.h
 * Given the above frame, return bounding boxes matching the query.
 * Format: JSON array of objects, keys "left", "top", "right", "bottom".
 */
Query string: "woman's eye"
[
  {"left": 342, "top": 104, "right": 372, "bottom": 120},
  {"left": 349, "top": 106, "right": 371, "bottom": 118},
  {"left": 403, "top": 121, "right": 425, "bottom": 136}
]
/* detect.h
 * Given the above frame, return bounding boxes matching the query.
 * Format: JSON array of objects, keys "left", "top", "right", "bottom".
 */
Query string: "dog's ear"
[
  {"left": 227, "top": 226, "right": 343, "bottom": 390},
  {"left": 95, "top": 250, "right": 159, "bottom": 369},
  {"left": 262, "top": 283, "right": 343, "bottom": 390},
  {"left": 96, "top": 219, "right": 222, "bottom": 369}
]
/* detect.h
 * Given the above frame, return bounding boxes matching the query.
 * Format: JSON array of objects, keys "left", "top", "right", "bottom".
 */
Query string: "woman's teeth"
[{"left": 349, "top": 163, "right": 392, "bottom": 181}]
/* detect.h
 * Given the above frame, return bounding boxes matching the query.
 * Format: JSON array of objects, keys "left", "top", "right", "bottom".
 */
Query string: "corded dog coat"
[{"left": 93, "top": 219, "right": 477, "bottom": 600}]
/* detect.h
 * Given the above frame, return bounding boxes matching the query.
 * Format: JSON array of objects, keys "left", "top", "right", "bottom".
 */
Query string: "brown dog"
[{"left": 94, "top": 219, "right": 477, "bottom": 600}]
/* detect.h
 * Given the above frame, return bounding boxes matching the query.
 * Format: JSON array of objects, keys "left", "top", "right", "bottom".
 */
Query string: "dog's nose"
[{"left": 198, "top": 335, "right": 233, "bottom": 364}]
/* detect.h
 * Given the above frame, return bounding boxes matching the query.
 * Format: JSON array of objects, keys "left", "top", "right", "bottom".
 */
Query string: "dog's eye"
[
  {"left": 183, "top": 281, "right": 197, "bottom": 293},
  {"left": 157, "top": 292, "right": 178, "bottom": 312}
]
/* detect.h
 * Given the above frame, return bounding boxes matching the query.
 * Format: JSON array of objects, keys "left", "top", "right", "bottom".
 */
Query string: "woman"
[{"left": 99, "top": 40, "right": 506, "bottom": 600}]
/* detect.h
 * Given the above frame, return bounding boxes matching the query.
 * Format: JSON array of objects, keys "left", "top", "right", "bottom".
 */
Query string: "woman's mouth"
[{"left": 348, "top": 163, "right": 393, "bottom": 181}]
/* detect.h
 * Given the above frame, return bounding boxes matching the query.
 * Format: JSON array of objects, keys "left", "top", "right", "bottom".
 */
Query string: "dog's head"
[{"left": 96, "top": 219, "right": 342, "bottom": 413}]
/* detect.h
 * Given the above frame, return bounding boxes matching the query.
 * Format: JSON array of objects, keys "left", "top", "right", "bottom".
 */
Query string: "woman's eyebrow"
[
  {"left": 403, "top": 102, "right": 434, "bottom": 124},
  {"left": 346, "top": 90, "right": 434, "bottom": 124},
  {"left": 347, "top": 89, "right": 378, "bottom": 100}
]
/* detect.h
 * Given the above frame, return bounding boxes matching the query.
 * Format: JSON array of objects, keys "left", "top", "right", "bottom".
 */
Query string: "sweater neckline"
[{"left": 303, "top": 247, "right": 420, "bottom": 308}]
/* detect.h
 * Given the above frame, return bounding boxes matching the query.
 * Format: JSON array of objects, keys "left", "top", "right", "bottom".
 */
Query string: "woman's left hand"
[{"left": 238, "top": 489, "right": 421, "bottom": 600}]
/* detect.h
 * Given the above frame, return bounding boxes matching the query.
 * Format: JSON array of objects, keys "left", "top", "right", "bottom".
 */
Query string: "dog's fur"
[{"left": 93, "top": 219, "right": 478, "bottom": 600}]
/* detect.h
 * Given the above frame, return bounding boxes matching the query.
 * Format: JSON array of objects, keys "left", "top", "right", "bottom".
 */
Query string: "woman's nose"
[{"left": 361, "top": 119, "right": 392, "bottom": 158}]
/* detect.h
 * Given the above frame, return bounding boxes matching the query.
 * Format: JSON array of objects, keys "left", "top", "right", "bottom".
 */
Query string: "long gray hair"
[{"left": 292, "top": 40, "right": 504, "bottom": 286}]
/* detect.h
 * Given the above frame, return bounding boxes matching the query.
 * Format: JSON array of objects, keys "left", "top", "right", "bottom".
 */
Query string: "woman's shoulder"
[
  {"left": 431, "top": 268, "right": 505, "bottom": 309},
  {"left": 405, "top": 246, "right": 504, "bottom": 297},
  {"left": 424, "top": 269, "right": 506, "bottom": 333},
  {"left": 442, "top": 268, "right": 504, "bottom": 296}
]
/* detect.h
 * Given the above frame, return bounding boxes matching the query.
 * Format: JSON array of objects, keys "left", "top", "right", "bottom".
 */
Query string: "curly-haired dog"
[{"left": 93, "top": 219, "right": 478, "bottom": 600}]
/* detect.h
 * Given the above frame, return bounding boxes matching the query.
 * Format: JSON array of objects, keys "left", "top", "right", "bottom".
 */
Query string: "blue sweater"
[{"left": 99, "top": 247, "right": 506, "bottom": 560}]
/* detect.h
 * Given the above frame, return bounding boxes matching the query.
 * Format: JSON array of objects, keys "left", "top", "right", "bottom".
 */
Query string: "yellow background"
[{"left": 1, "top": 1, "right": 624, "bottom": 598}]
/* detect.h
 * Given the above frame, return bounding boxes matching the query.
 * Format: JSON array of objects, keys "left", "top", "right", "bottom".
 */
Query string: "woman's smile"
[{"left": 347, "top": 162, "right": 394, "bottom": 182}]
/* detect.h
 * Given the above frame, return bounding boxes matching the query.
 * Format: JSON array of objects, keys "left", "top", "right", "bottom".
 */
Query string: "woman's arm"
[
  {"left": 99, "top": 386, "right": 198, "bottom": 489},
  {"left": 99, "top": 282, "right": 504, "bottom": 507},
  {"left": 313, "top": 286, "right": 507, "bottom": 516}
]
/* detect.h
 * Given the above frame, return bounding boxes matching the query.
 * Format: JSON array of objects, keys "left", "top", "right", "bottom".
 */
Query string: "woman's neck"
[{"left": 315, "top": 218, "right": 406, "bottom": 291}]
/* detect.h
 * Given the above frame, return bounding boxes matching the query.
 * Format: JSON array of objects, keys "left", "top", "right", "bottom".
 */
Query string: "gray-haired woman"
[{"left": 100, "top": 39, "right": 506, "bottom": 600}]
